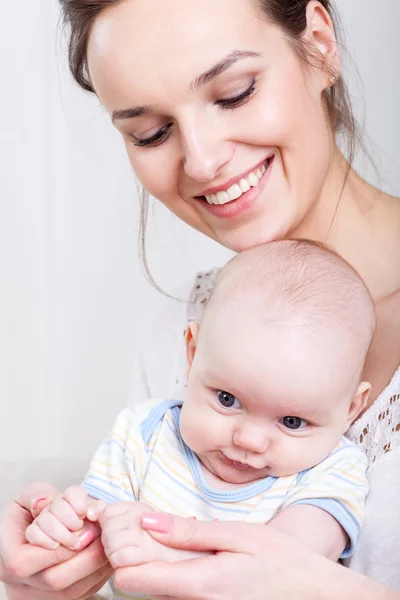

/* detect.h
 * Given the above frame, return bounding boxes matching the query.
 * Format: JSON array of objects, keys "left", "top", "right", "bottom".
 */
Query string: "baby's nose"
[{"left": 233, "top": 426, "right": 270, "bottom": 454}]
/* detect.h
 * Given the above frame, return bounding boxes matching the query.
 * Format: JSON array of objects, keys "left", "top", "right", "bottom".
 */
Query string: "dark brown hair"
[{"left": 59, "top": 0, "right": 361, "bottom": 285}]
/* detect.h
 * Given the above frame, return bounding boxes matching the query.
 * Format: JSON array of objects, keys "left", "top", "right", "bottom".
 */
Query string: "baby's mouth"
[
  {"left": 232, "top": 460, "right": 252, "bottom": 470},
  {"left": 221, "top": 452, "right": 254, "bottom": 470}
]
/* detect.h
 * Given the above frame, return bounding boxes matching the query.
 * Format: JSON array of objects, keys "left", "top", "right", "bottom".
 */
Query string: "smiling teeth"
[{"left": 205, "top": 162, "right": 268, "bottom": 205}]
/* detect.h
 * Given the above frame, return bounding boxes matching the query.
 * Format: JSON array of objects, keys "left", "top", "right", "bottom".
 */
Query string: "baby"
[{"left": 25, "top": 240, "right": 375, "bottom": 596}]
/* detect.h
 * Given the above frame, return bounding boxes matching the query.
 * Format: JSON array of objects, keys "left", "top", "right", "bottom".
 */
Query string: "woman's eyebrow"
[
  {"left": 112, "top": 50, "right": 260, "bottom": 123},
  {"left": 190, "top": 49, "right": 261, "bottom": 91}
]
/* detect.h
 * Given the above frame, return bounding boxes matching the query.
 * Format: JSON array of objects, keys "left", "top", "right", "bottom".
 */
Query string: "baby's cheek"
[{"left": 180, "top": 405, "right": 210, "bottom": 452}]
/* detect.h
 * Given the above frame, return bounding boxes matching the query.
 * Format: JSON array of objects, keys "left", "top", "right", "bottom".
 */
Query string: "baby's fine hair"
[{"left": 203, "top": 239, "right": 376, "bottom": 368}]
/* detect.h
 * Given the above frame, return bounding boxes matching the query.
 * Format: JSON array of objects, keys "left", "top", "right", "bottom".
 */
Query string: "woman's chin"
[{"left": 216, "top": 221, "right": 290, "bottom": 253}]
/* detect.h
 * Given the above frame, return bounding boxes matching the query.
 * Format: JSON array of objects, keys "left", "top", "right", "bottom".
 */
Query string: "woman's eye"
[
  {"left": 280, "top": 416, "right": 309, "bottom": 431},
  {"left": 132, "top": 124, "right": 172, "bottom": 148},
  {"left": 216, "top": 78, "right": 256, "bottom": 110},
  {"left": 217, "top": 390, "right": 241, "bottom": 409}
]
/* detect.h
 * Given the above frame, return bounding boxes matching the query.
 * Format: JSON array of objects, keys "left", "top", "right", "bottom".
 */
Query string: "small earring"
[{"left": 330, "top": 74, "right": 337, "bottom": 85}]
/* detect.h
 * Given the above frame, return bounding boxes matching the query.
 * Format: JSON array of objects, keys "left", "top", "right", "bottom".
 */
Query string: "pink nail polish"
[
  {"left": 141, "top": 513, "right": 173, "bottom": 533},
  {"left": 31, "top": 495, "right": 47, "bottom": 512},
  {"left": 190, "top": 516, "right": 197, "bottom": 520},
  {"left": 77, "top": 530, "right": 95, "bottom": 549}
]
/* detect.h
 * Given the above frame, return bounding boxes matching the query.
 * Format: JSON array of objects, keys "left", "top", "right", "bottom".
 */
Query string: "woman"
[{"left": 1, "top": 0, "right": 399, "bottom": 598}]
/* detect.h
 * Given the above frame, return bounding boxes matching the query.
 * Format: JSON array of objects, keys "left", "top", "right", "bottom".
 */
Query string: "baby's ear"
[
  {"left": 185, "top": 321, "right": 200, "bottom": 378},
  {"left": 346, "top": 381, "right": 371, "bottom": 427}
]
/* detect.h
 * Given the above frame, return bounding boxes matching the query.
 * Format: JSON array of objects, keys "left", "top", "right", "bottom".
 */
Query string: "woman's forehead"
[{"left": 87, "top": 0, "right": 271, "bottom": 101}]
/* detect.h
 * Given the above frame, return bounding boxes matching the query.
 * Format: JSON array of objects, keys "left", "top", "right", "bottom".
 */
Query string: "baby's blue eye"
[
  {"left": 217, "top": 390, "right": 240, "bottom": 409},
  {"left": 281, "top": 416, "right": 308, "bottom": 430}
]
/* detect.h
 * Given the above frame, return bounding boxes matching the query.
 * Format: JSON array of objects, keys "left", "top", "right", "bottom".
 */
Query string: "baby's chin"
[
  {"left": 214, "top": 460, "right": 315, "bottom": 483},
  {"left": 206, "top": 455, "right": 273, "bottom": 486}
]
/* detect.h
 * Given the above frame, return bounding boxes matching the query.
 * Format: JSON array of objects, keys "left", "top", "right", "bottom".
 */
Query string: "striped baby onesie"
[{"left": 82, "top": 399, "right": 369, "bottom": 599}]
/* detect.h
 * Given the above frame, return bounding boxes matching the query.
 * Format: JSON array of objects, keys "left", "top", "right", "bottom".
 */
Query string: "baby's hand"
[
  {"left": 25, "top": 485, "right": 106, "bottom": 551},
  {"left": 100, "top": 501, "right": 174, "bottom": 568}
]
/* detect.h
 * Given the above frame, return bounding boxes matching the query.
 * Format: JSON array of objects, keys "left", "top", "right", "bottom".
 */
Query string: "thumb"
[
  {"left": 141, "top": 513, "right": 252, "bottom": 553},
  {"left": 17, "top": 482, "right": 61, "bottom": 518}
]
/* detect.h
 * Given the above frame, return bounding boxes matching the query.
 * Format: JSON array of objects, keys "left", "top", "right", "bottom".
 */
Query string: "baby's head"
[{"left": 180, "top": 240, "right": 375, "bottom": 484}]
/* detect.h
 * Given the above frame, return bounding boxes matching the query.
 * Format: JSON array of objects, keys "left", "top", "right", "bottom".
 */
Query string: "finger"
[
  {"left": 4, "top": 565, "right": 112, "bottom": 600},
  {"left": 114, "top": 556, "right": 216, "bottom": 599},
  {"left": 16, "top": 483, "right": 60, "bottom": 519},
  {"left": 0, "top": 502, "right": 74, "bottom": 579},
  {"left": 98, "top": 501, "right": 130, "bottom": 527},
  {"left": 108, "top": 545, "right": 144, "bottom": 569},
  {"left": 101, "top": 513, "right": 136, "bottom": 542},
  {"left": 102, "top": 528, "right": 140, "bottom": 557},
  {"left": 63, "top": 485, "right": 89, "bottom": 520},
  {"left": 33, "top": 510, "right": 82, "bottom": 551},
  {"left": 87, "top": 499, "right": 108, "bottom": 522},
  {"left": 141, "top": 514, "right": 253, "bottom": 553},
  {"left": 48, "top": 496, "right": 84, "bottom": 532},
  {"left": 25, "top": 522, "right": 60, "bottom": 550},
  {"left": 30, "top": 537, "right": 111, "bottom": 591}
]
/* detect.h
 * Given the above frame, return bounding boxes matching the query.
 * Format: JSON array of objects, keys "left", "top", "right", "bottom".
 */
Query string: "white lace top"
[{"left": 130, "top": 269, "right": 400, "bottom": 591}]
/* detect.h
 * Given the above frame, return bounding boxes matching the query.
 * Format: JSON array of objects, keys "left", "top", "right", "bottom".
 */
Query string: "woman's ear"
[
  {"left": 185, "top": 321, "right": 200, "bottom": 378},
  {"left": 305, "top": 0, "right": 340, "bottom": 87},
  {"left": 346, "top": 381, "right": 371, "bottom": 428}
]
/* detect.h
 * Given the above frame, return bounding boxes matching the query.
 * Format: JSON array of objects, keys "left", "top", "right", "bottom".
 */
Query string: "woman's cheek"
[{"left": 124, "top": 145, "right": 173, "bottom": 200}]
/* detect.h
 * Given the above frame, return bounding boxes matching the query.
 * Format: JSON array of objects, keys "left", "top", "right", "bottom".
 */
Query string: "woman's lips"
[{"left": 197, "top": 156, "right": 274, "bottom": 220}]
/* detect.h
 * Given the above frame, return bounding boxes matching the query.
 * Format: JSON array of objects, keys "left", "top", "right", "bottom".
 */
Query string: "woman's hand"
[
  {"left": 112, "top": 514, "right": 399, "bottom": 600},
  {"left": 0, "top": 483, "right": 113, "bottom": 599}
]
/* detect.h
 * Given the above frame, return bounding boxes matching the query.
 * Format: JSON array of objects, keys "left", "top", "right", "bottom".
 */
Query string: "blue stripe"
[
  {"left": 325, "top": 471, "right": 367, "bottom": 487},
  {"left": 151, "top": 457, "right": 250, "bottom": 515},
  {"left": 83, "top": 474, "right": 136, "bottom": 500},
  {"left": 82, "top": 482, "right": 126, "bottom": 504},
  {"left": 101, "top": 438, "right": 128, "bottom": 453},
  {"left": 93, "top": 439, "right": 138, "bottom": 475},
  {"left": 140, "top": 400, "right": 183, "bottom": 443}
]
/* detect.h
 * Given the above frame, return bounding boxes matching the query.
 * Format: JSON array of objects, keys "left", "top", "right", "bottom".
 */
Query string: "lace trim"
[
  {"left": 173, "top": 269, "right": 220, "bottom": 400},
  {"left": 346, "top": 366, "right": 400, "bottom": 469},
  {"left": 184, "top": 270, "right": 400, "bottom": 470},
  {"left": 187, "top": 268, "right": 220, "bottom": 322}
]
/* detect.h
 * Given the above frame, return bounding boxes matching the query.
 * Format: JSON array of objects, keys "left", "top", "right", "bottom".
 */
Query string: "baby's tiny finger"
[
  {"left": 87, "top": 499, "right": 107, "bottom": 522},
  {"left": 48, "top": 495, "right": 84, "bottom": 531},
  {"left": 108, "top": 545, "right": 142, "bottom": 568},
  {"left": 25, "top": 522, "right": 60, "bottom": 550},
  {"left": 63, "top": 485, "right": 89, "bottom": 519},
  {"left": 35, "top": 510, "right": 81, "bottom": 551}
]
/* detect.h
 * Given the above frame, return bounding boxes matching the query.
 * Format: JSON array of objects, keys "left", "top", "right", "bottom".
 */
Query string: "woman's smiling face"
[{"left": 87, "top": 0, "right": 336, "bottom": 252}]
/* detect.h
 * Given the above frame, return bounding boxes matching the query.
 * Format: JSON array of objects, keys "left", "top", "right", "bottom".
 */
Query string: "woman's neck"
[{"left": 293, "top": 150, "right": 400, "bottom": 302}]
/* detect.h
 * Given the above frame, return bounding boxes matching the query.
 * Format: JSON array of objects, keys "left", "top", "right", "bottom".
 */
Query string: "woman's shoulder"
[{"left": 346, "top": 366, "right": 400, "bottom": 470}]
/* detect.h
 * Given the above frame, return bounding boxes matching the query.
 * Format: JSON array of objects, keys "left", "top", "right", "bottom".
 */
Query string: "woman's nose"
[{"left": 181, "top": 119, "right": 233, "bottom": 182}]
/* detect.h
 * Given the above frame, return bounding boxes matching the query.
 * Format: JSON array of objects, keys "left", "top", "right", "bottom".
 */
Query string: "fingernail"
[
  {"left": 190, "top": 516, "right": 197, "bottom": 520},
  {"left": 71, "top": 538, "right": 81, "bottom": 551},
  {"left": 87, "top": 506, "right": 97, "bottom": 521},
  {"left": 31, "top": 495, "right": 47, "bottom": 512},
  {"left": 141, "top": 513, "right": 173, "bottom": 533},
  {"left": 77, "top": 530, "right": 95, "bottom": 549},
  {"left": 50, "top": 541, "right": 60, "bottom": 549}
]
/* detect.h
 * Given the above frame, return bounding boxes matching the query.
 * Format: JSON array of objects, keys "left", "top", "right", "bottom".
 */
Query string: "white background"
[{"left": 1, "top": 0, "right": 399, "bottom": 464}]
